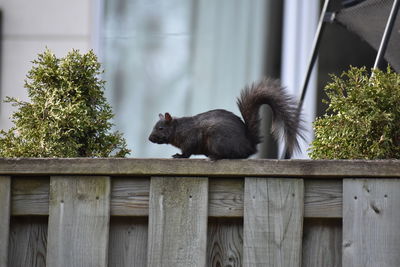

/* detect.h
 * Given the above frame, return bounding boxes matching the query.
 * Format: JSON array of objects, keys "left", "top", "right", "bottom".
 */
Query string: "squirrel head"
[{"left": 148, "top": 112, "right": 175, "bottom": 144}]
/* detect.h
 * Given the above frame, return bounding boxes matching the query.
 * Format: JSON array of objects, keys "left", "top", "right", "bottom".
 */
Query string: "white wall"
[
  {"left": 281, "top": 0, "right": 319, "bottom": 158},
  {"left": 0, "top": 0, "right": 95, "bottom": 130}
]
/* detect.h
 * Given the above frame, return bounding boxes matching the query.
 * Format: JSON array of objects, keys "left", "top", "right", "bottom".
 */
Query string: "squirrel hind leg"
[{"left": 207, "top": 156, "right": 219, "bottom": 161}]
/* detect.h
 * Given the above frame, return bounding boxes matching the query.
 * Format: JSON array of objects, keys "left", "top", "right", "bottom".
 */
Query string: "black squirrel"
[{"left": 148, "top": 78, "right": 303, "bottom": 160}]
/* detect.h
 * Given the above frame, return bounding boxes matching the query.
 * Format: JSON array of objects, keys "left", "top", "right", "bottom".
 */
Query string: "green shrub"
[
  {"left": 0, "top": 49, "right": 130, "bottom": 157},
  {"left": 309, "top": 66, "right": 400, "bottom": 159}
]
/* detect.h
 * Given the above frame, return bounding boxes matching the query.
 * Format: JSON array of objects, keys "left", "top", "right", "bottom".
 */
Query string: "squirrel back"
[{"left": 149, "top": 78, "right": 303, "bottom": 159}]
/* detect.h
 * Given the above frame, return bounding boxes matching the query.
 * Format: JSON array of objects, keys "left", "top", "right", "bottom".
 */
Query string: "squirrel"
[{"left": 148, "top": 78, "right": 304, "bottom": 160}]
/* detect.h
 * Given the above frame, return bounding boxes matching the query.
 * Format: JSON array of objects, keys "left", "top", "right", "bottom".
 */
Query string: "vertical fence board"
[
  {"left": 0, "top": 176, "right": 10, "bottom": 267},
  {"left": 46, "top": 176, "right": 110, "bottom": 267},
  {"left": 147, "top": 177, "right": 208, "bottom": 267},
  {"left": 243, "top": 178, "right": 304, "bottom": 267},
  {"left": 343, "top": 179, "right": 400, "bottom": 267},
  {"left": 8, "top": 216, "right": 48, "bottom": 267},
  {"left": 108, "top": 217, "right": 148, "bottom": 267},
  {"left": 302, "top": 219, "right": 342, "bottom": 267},
  {"left": 207, "top": 220, "right": 243, "bottom": 267}
]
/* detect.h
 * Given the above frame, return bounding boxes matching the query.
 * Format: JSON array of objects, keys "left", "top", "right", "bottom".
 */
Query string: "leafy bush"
[
  {"left": 309, "top": 66, "right": 400, "bottom": 159},
  {"left": 0, "top": 49, "right": 130, "bottom": 157}
]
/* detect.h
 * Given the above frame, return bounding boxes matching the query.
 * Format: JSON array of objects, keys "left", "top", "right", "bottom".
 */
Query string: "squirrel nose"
[{"left": 149, "top": 134, "right": 155, "bottom": 142}]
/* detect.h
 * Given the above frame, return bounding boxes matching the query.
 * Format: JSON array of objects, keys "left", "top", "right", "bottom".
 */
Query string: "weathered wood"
[
  {"left": 0, "top": 176, "right": 11, "bottom": 267},
  {"left": 10, "top": 177, "right": 343, "bottom": 218},
  {"left": 108, "top": 217, "right": 148, "bottom": 267},
  {"left": 302, "top": 219, "right": 342, "bottom": 267},
  {"left": 46, "top": 176, "right": 110, "bottom": 267},
  {"left": 243, "top": 178, "right": 304, "bottom": 267},
  {"left": 111, "top": 177, "right": 150, "bottom": 216},
  {"left": 209, "top": 178, "right": 244, "bottom": 218},
  {"left": 343, "top": 179, "right": 400, "bottom": 267},
  {"left": 207, "top": 219, "right": 243, "bottom": 267},
  {"left": 1, "top": 158, "right": 400, "bottom": 178},
  {"left": 147, "top": 177, "right": 208, "bottom": 267},
  {"left": 8, "top": 216, "right": 47, "bottom": 267},
  {"left": 304, "top": 180, "right": 342, "bottom": 218},
  {"left": 12, "top": 177, "right": 49, "bottom": 216}
]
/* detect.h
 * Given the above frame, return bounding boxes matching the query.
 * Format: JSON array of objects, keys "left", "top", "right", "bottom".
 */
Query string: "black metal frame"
[
  {"left": 373, "top": 0, "right": 400, "bottom": 69},
  {"left": 297, "top": 0, "right": 332, "bottom": 113}
]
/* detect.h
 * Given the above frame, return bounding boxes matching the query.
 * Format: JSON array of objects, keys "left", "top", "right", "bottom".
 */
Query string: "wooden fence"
[{"left": 0, "top": 158, "right": 400, "bottom": 267}]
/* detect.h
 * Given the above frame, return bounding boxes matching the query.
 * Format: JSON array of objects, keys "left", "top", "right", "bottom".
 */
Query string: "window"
[{"left": 102, "top": 0, "right": 268, "bottom": 157}]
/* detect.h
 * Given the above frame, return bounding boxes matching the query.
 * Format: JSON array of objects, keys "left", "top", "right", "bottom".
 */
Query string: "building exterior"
[{"left": 0, "top": 0, "right": 375, "bottom": 158}]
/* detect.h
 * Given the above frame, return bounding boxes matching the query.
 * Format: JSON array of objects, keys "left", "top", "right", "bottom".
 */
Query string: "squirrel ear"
[
  {"left": 158, "top": 113, "right": 164, "bottom": 120},
  {"left": 165, "top": 112, "right": 173, "bottom": 122}
]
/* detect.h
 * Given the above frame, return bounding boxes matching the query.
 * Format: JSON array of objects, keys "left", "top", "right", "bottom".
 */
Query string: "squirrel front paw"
[{"left": 172, "top": 153, "right": 189, "bottom": 158}]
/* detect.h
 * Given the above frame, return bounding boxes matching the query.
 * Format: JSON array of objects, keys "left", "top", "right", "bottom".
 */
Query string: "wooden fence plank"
[
  {"left": 1, "top": 158, "right": 400, "bottom": 178},
  {"left": 243, "top": 178, "right": 304, "bottom": 267},
  {"left": 302, "top": 219, "right": 342, "bottom": 267},
  {"left": 207, "top": 219, "right": 243, "bottom": 267},
  {"left": 11, "top": 177, "right": 341, "bottom": 218},
  {"left": 12, "top": 177, "right": 49, "bottom": 216},
  {"left": 111, "top": 177, "right": 150, "bottom": 216},
  {"left": 147, "top": 177, "right": 208, "bottom": 267},
  {"left": 0, "top": 176, "right": 11, "bottom": 267},
  {"left": 108, "top": 217, "right": 147, "bottom": 267},
  {"left": 209, "top": 178, "right": 244, "bottom": 218},
  {"left": 46, "top": 176, "right": 110, "bottom": 267},
  {"left": 304, "top": 180, "right": 342, "bottom": 218},
  {"left": 343, "top": 179, "right": 400, "bottom": 267},
  {"left": 8, "top": 216, "right": 47, "bottom": 267}
]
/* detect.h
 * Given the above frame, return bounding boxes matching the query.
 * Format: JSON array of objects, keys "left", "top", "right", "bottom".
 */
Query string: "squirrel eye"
[{"left": 158, "top": 126, "right": 164, "bottom": 130}]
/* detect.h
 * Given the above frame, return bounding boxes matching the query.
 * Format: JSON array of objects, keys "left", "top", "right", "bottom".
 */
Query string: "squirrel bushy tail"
[{"left": 237, "top": 78, "right": 302, "bottom": 156}]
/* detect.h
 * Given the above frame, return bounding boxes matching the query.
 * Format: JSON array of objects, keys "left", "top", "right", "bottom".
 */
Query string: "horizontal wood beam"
[
  {"left": 0, "top": 158, "right": 399, "bottom": 178},
  {"left": 11, "top": 177, "right": 342, "bottom": 218}
]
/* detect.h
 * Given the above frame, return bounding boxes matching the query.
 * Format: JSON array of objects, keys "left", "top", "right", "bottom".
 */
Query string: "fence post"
[
  {"left": 46, "top": 176, "right": 111, "bottom": 267},
  {"left": 243, "top": 178, "right": 304, "bottom": 267},
  {"left": 147, "top": 177, "right": 208, "bottom": 267},
  {"left": 343, "top": 179, "right": 400, "bottom": 267},
  {"left": 0, "top": 176, "right": 10, "bottom": 267}
]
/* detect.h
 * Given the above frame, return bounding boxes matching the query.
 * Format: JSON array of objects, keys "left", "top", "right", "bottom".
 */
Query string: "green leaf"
[
  {"left": 0, "top": 49, "right": 131, "bottom": 158},
  {"left": 309, "top": 66, "right": 400, "bottom": 159}
]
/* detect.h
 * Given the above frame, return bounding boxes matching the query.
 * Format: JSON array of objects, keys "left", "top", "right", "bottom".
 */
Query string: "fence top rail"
[{"left": 0, "top": 158, "right": 399, "bottom": 178}]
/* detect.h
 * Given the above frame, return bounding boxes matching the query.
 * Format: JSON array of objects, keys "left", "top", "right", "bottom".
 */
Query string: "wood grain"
[
  {"left": 302, "top": 219, "right": 342, "bottom": 267},
  {"left": 304, "top": 180, "right": 342, "bottom": 218},
  {"left": 10, "top": 177, "right": 343, "bottom": 218},
  {"left": 46, "top": 176, "right": 110, "bottom": 267},
  {"left": 209, "top": 178, "right": 244, "bottom": 218},
  {"left": 147, "top": 177, "right": 208, "bottom": 267},
  {"left": 0, "top": 176, "right": 11, "bottom": 267},
  {"left": 111, "top": 177, "right": 150, "bottom": 216},
  {"left": 108, "top": 217, "right": 148, "bottom": 267},
  {"left": 207, "top": 219, "right": 243, "bottom": 267},
  {"left": 243, "top": 178, "right": 304, "bottom": 267},
  {"left": 343, "top": 179, "right": 400, "bottom": 267},
  {"left": 12, "top": 177, "right": 49, "bottom": 216},
  {"left": 8, "top": 216, "right": 47, "bottom": 267},
  {"left": 1, "top": 158, "right": 400, "bottom": 178}
]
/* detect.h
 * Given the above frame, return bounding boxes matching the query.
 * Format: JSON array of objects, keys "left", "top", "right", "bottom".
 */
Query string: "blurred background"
[{"left": 0, "top": 0, "right": 378, "bottom": 158}]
